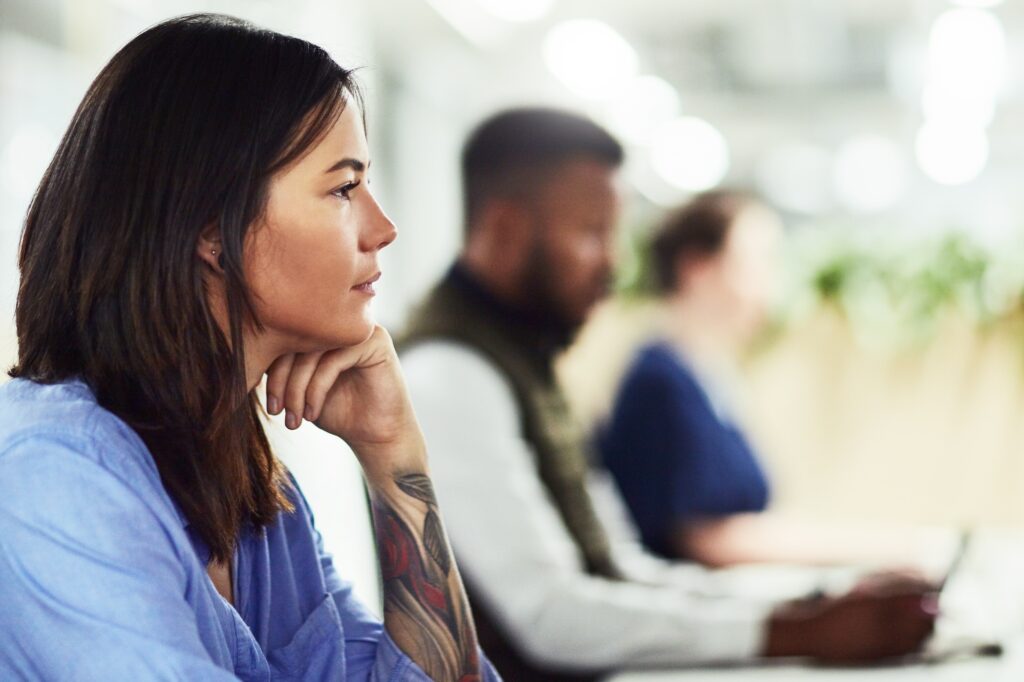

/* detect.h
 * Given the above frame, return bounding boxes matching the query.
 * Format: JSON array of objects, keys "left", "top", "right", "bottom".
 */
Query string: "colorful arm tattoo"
[{"left": 373, "top": 472, "right": 481, "bottom": 681}]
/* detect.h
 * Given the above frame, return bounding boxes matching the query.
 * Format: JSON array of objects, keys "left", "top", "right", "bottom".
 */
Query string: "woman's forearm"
[
  {"left": 267, "top": 328, "right": 484, "bottom": 678},
  {"left": 363, "top": 439, "right": 481, "bottom": 681},
  {"left": 676, "top": 513, "right": 949, "bottom": 570}
]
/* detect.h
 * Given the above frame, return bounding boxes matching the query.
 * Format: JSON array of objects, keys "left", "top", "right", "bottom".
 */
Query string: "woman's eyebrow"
[{"left": 323, "top": 158, "right": 370, "bottom": 174}]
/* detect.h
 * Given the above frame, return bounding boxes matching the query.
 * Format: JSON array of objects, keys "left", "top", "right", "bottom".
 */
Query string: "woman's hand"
[{"left": 264, "top": 325, "right": 425, "bottom": 480}]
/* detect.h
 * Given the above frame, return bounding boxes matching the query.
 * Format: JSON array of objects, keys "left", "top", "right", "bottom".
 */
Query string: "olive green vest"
[
  {"left": 400, "top": 266, "right": 620, "bottom": 578},
  {"left": 399, "top": 265, "right": 621, "bottom": 680}
]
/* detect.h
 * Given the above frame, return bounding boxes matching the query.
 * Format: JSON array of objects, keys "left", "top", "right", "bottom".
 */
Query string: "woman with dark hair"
[
  {"left": 0, "top": 14, "right": 495, "bottom": 681},
  {"left": 601, "top": 191, "right": 779, "bottom": 564},
  {"left": 601, "top": 191, "right": 945, "bottom": 570}
]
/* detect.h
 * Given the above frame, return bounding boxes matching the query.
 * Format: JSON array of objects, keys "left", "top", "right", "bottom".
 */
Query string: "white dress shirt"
[{"left": 401, "top": 340, "right": 777, "bottom": 673}]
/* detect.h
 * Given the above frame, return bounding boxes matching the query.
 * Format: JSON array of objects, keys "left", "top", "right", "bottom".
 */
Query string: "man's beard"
[{"left": 518, "top": 237, "right": 611, "bottom": 350}]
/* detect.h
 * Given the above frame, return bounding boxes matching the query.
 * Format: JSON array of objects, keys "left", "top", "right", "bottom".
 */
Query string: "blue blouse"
[
  {"left": 599, "top": 343, "right": 770, "bottom": 558},
  {"left": 0, "top": 378, "right": 498, "bottom": 681}
]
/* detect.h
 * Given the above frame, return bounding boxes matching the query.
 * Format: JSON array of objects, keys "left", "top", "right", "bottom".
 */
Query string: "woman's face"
[
  {"left": 245, "top": 101, "right": 396, "bottom": 355},
  {"left": 679, "top": 204, "right": 782, "bottom": 342},
  {"left": 711, "top": 205, "right": 783, "bottom": 338}
]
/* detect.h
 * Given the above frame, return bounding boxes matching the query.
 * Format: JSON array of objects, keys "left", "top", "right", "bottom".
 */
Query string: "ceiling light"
[
  {"left": 650, "top": 117, "right": 729, "bottom": 192},
  {"left": 544, "top": 20, "right": 638, "bottom": 100}
]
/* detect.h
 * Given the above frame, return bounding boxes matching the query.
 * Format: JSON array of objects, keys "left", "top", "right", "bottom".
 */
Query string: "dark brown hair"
[
  {"left": 10, "top": 14, "right": 361, "bottom": 561},
  {"left": 650, "top": 190, "right": 756, "bottom": 294}
]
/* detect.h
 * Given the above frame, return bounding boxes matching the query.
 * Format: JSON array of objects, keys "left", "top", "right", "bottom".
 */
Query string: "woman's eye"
[{"left": 331, "top": 180, "right": 360, "bottom": 200}]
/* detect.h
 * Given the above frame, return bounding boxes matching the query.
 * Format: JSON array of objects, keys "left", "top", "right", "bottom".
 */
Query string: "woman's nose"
[{"left": 361, "top": 194, "right": 397, "bottom": 252}]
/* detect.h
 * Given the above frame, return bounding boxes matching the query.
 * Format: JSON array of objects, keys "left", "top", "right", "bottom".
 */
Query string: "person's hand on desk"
[{"left": 764, "top": 576, "right": 939, "bottom": 664}]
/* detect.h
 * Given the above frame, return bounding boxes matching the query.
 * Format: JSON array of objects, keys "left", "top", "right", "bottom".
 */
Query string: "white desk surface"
[{"left": 607, "top": 646, "right": 1020, "bottom": 682}]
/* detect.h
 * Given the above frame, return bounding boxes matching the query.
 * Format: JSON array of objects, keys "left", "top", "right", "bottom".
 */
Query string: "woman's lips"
[{"left": 353, "top": 272, "right": 381, "bottom": 294}]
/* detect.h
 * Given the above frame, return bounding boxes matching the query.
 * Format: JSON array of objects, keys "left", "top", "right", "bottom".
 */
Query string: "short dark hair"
[
  {"left": 651, "top": 190, "right": 756, "bottom": 294},
  {"left": 460, "top": 107, "right": 624, "bottom": 235},
  {"left": 10, "top": 13, "right": 362, "bottom": 562}
]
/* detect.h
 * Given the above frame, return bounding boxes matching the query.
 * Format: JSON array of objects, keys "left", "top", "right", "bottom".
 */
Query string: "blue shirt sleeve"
[{"left": 0, "top": 432, "right": 239, "bottom": 680}]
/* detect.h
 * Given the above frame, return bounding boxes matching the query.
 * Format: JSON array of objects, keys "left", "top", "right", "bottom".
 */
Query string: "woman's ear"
[{"left": 197, "top": 222, "right": 224, "bottom": 271}]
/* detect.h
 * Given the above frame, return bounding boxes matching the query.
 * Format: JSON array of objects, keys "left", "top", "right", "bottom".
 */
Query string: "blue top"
[
  {"left": 599, "top": 343, "right": 770, "bottom": 558},
  {"left": 0, "top": 378, "right": 498, "bottom": 681}
]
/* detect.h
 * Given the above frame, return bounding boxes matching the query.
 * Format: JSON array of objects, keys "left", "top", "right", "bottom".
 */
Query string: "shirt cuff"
[
  {"left": 694, "top": 600, "right": 775, "bottom": 662},
  {"left": 374, "top": 633, "right": 502, "bottom": 681}
]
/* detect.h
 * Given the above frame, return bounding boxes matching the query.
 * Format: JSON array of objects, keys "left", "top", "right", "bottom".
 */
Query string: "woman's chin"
[
  {"left": 349, "top": 321, "right": 377, "bottom": 346},
  {"left": 274, "top": 314, "right": 377, "bottom": 354},
  {"left": 322, "top": 318, "right": 376, "bottom": 349}
]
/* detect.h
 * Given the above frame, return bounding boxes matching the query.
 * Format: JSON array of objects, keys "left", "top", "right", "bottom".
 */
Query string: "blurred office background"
[{"left": 3, "top": 0, "right": 1024, "bottom": 607}]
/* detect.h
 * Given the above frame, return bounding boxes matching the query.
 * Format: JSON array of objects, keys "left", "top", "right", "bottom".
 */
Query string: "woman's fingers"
[
  {"left": 303, "top": 344, "right": 370, "bottom": 422},
  {"left": 265, "top": 353, "right": 296, "bottom": 415},
  {"left": 265, "top": 348, "right": 358, "bottom": 428},
  {"left": 282, "top": 351, "right": 324, "bottom": 428},
  {"left": 265, "top": 326, "right": 397, "bottom": 431}
]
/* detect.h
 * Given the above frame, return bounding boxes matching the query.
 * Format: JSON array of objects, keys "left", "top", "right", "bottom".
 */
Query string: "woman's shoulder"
[
  {"left": 0, "top": 379, "right": 190, "bottom": 556},
  {"left": 0, "top": 378, "right": 163, "bottom": 495},
  {"left": 624, "top": 341, "right": 701, "bottom": 391}
]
